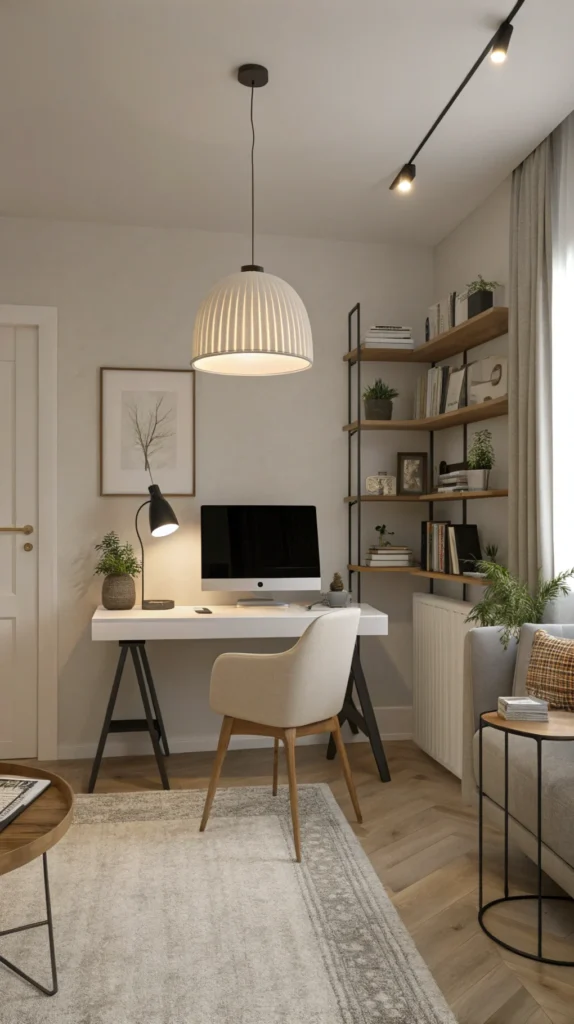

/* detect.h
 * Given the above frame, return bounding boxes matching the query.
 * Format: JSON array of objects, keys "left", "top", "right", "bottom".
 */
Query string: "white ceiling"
[{"left": 0, "top": 0, "right": 573, "bottom": 245}]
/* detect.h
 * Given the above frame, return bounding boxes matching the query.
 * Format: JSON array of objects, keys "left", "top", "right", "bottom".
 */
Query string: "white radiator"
[{"left": 413, "top": 593, "right": 474, "bottom": 778}]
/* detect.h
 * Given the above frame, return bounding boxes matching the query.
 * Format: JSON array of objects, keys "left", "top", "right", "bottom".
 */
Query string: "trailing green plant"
[
  {"left": 363, "top": 379, "right": 399, "bottom": 401},
  {"left": 330, "top": 572, "right": 345, "bottom": 592},
  {"left": 484, "top": 543, "right": 499, "bottom": 563},
  {"left": 467, "top": 429, "right": 495, "bottom": 470},
  {"left": 466, "top": 274, "right": 501, "bottom": 296},
  {"left": 94, "top": 531, "right": 141, "bottom": 578},
  {"left": 466, "top": 561, "right": 574, "bottom": 648},
  {"left": 375, "top": 524, "right": 394, "bottom": 546}
]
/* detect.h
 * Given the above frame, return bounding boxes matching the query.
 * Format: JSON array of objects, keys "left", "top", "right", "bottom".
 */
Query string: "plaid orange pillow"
[{"left": 526, "top": 629, "right": 574, "bottom": 711}]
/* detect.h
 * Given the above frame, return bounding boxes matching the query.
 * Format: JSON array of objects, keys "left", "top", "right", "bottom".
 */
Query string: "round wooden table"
[
  {"left": 478, "top": 711, "right": 574, "bottom": 967},
  {"left": 0, "top": 762, "right": 74, "bottom": 995}
]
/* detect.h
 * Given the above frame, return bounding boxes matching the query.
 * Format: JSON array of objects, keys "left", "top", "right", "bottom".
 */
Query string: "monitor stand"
[{"left": 236, "top": 598, "right": 290, "bottom": 608}]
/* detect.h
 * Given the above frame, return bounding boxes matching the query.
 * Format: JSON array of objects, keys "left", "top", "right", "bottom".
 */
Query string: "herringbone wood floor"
[{"left": 25, "top": 740, "right": 574, "bottom": 1024}]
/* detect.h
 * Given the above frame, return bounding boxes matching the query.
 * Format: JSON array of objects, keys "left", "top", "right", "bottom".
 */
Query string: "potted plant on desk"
[
  {"left": 363, "top": 380, "right": 399, "bottom": 421},
  {"left": 94, "top": 531, "right": 141, "bottom": 610}
]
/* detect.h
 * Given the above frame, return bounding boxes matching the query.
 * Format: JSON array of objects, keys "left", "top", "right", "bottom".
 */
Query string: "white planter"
[{"left": 467, "top": 469, "right": 490, "bottom": 491}]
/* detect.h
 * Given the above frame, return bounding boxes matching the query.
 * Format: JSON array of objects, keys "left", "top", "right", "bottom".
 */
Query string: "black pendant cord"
[{"left": 250, "top": 84, "right": 255, "bottom": 266}]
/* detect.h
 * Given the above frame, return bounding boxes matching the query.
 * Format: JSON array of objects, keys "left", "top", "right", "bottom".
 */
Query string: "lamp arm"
[{"left": 135, "top": 500, "right": 150, "bottom": 606}]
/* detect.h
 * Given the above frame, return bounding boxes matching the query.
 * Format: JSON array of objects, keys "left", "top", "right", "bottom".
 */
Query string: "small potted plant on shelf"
[
  {"left": 363, "top": 380, "right": 399, "bottom": 421},
  {"left": 375, "top": 524, "right": 394, "bottom": 547},
  {"left": 466, "top": 274, "right": 501, "bottom": 319},
  {"left": 467, "top": 429, "right": 495, "bottom": 491},
  {"left": 94, "top": 531, "right": 141, "bottom": 610},
  {"left": 325, "top": 571, "right": 350, "bottom": 608}
]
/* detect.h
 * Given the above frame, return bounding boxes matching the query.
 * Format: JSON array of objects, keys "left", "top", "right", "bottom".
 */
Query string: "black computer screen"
[{"left": 201, "top": 505, "right": 320, "bottom": 579}]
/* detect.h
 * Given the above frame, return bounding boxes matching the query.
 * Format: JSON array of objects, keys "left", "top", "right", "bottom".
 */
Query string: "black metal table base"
[
  {"left": 326, "top": 643, "right": 391, "bottom": 782},
  {"left": 88, "top": 641, "right": 170, "bottom": 792},
  {"left": 0, "top": 854, "right": 58, "bottom": 995},
  {"left": 478, "top": 716, "right": 574, "bottom": 966}
]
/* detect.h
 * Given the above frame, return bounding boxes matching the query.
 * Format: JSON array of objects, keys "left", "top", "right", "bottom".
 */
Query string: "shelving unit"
[{"left": 345, "top": 302, "right": 509, "bottom": 601}]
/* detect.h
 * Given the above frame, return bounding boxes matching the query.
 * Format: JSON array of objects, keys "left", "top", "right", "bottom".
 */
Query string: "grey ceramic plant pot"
[
  {"left": 325, "top": 590, "right": 351, "bottom": 608},
  {"left": 364, "top": 398, "right": 393, "bottom": 420},
  {"left": 102, "top": 573, "right": 136, "bottom": 610}
]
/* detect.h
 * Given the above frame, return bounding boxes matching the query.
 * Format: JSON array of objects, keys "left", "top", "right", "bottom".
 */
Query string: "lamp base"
[{"left": 142, "top": 599, "right": 175, "bottom": 611}]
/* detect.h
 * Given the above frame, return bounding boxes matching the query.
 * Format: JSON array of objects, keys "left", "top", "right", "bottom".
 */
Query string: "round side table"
[
  {"left": 0, "top": 762, "right": 74, "bottom": 995},
  {"left": 478, "top": 711, "right": 574, "bottom": 966}
]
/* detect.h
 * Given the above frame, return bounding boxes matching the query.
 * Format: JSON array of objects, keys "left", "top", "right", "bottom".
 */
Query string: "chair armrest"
[{"left": 461, "top": 627, "right": 518, "bottom": 803}]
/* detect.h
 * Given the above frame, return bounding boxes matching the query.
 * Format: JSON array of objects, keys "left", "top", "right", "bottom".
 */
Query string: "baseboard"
[{"left": 57, "top": 706, "right": 413, "bottom": 760}]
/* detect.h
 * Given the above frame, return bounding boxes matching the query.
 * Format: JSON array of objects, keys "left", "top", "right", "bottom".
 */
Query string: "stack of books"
[
  {"left": 421, "top": 522, "right": 482, "bottom": 575},
  {"left": 436, "top": 470, "right": 468, "bottom": 494},
  {"left": 498, "top": 696, "right": 549, "bottom": 722},
  {"left": 365, "top": 546, "right": 413, "bottom": 568},
  {"left": 362, "top": 325, "right": 413, "bottom": 350}
]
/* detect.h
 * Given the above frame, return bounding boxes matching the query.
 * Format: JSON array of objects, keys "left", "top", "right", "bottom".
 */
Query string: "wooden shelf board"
[
  {"left": 344, "top": 494, "right": 422, "bottom": 503},
  {"left": 344, "top": 396, "right": 508, "bottom": 433},
  {"left": 344, "top": 307, "right": 509, "bottom": 365},
  {"left": 411, "top": 570, "right": 489, "bottom": 585},
  {"left": 421, "top": 489, "right": 508, "bottom": 502},
  {"left": 348, "top": 564, "right": 419, "bottom": 573}
]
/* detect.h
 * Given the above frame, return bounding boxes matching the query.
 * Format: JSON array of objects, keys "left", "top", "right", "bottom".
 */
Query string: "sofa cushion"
[
  {"left": 526, "top": 630, "right": 574, "bottom": 710},
  {"left": 513, "top": 623, "right": 574, "bottom": 696},
  {"left": 473, "top": 727, "right": 574, "bottom": 868}
]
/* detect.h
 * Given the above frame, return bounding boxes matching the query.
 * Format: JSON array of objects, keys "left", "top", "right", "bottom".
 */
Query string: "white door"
[{"left": 0, "top": 324, "right": 39, "bottom": 756}]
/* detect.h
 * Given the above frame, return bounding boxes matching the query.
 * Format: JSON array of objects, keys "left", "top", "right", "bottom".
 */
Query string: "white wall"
[
  {"left": 0, "top": 217, "right": 434, "bottom": 756},
  {"left": 431, "top": 177, "right": 511, "bottom": 597}
]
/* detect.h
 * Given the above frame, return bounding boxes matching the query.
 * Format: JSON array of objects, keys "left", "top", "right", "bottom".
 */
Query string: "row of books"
[
  {"left": 421, "top": 522, "right": 482, "bottom": 575},
  {"left": 413, "top": 365, "right": 467, "bottom": 419},
  {"left": 364, "top": 545, "right": 413, "bottom": 568},
  {"left": 498, "top": 696, "right": 548, "bottom": 722},
  {"left": 427, "top": 293, "right": 470, "bottom": 338},
  {"left": 362, "top": 324, "right": 413, "bottom": 350}
]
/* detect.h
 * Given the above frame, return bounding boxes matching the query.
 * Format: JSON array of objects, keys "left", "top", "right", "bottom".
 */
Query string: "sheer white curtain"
[{"left": 552, "top": 112, "right": 574, "bottom": 575}]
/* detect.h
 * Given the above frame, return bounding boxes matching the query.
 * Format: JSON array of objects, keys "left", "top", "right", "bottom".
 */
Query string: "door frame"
[{"left": 0, "top": 305, "right": 58, "bottom": 760}]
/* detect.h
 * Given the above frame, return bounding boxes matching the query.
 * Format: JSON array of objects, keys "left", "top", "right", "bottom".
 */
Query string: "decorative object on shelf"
[
  {"left": 468, "top": 356, "right": 508, "bottom": 405},
  {"left": 467, "top": 429, "right": 495, "bottom": 490},
  {"left": 375, "top": 524, "right": 394, "bottom": 546},
  {"left": 466, "top": 562, "right": 574, "bottom": 649},
  {"left": 363, "top": 380, "right": 399, "bottom": 420},
  {"left": 485, "top": 543, "right": 499, "bottom": 563},
  {"left": 397, "top": 452, "right": 428, "bottom": 495},
  {"left": 135, "top": 485, "right": 179, "bottom": 610},
  {"left": 191, "top": 65, "right": 312, "bottom": 376},
  {"left": 466, "top": 275, "right": 501, "bottom": 318},
  {"left": 100, "top": 367, "right": 195, "bottom": 496},
  {"left": 324, "top": 572, "right": 351, "bottom": 607},
  {"left": 94, "top": 531, "right": 141, "bottom": 610},
  {"left": 365, "top": 471, "right": 396, "bottom": 496}
]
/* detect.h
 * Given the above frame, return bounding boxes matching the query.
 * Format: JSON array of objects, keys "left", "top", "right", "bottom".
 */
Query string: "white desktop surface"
[{"left": 92, "top": 603, "right": 388, "bottom": 642}]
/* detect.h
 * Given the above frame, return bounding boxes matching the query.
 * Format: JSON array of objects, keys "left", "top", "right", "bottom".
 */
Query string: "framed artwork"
[
  {"left": 100, "top": 367, "right": 195, "bottom": 496},
  {"left": 397, "top": 452, "right": 428, "bottom": 496}
]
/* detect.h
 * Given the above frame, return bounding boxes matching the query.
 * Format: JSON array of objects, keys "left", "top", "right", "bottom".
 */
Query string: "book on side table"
[
  {"left": 0, "top": 776, "right": 51, "bottom": 832},
  {"left": 497, "top": 696, "right": 549, "bottom": 722}
]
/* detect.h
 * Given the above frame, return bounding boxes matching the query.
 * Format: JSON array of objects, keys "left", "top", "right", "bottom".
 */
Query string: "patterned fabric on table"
[{"left": 526, "top": 628, "right": 574, "bottom": 710}]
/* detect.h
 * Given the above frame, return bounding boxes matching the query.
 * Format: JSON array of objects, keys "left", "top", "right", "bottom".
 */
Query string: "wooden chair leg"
[
  {"left": 272, "top": 737, "right": 279, "bottom": 796},
  {"left": 200, "top": 716, "right": 233, "bottom": 832},
  {"left": 331, "top": 718, "right": 363, "bottom": 824},
  {"left": 283, "top": 728, "right": 301, "bottom": 862}
]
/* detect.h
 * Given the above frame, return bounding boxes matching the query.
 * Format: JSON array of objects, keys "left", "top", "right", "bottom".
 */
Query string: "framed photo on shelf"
[
  {"left": 397, "top": 452, "right": 428, "bottom": 496},
  {"left": 100, "top": 367, "right": 195, "bottom": 496}
]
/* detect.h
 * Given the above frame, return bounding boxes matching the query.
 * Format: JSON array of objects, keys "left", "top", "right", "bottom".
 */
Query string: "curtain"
[
  {"left": 508, "top": 137, "right": 554, "bottom": 590},
  {"left": 551, "top": 112, "right": 574, "bottom": 576}
]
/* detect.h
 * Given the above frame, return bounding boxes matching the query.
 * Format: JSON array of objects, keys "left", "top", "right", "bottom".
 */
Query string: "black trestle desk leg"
[
  {"left": 139, "top": 643, "right": 170, "bottom": 756},
  {"left": 88, "top": 643, "right": 129, "bottom": 793},
  {"left": 130, "top": 645, "right": 170, "bottom": 790},
  {"left": 327, "top": 642, "right": 391, "bottom": 783}
]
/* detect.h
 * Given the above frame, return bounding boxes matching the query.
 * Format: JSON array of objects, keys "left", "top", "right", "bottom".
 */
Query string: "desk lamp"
[{"left": 135, "top": 484, "right": 179, "bottom": 610}]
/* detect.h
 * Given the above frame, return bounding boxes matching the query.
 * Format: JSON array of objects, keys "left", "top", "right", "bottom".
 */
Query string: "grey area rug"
[{"left": 0, "top": 785, "right": 456, "bottom": 1024}]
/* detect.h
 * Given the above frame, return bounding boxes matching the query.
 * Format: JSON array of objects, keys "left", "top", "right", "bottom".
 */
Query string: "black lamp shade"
[{"left": 148, "top": 484, "right": 179, "bottom": 537}]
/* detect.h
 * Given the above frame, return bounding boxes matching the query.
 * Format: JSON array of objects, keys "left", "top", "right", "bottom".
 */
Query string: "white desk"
[
  {"left": 89, "top": 603, "right": 390, "bottom": 792},
  {"left": 92, "top": 602, "right": 388, "bottom": 642}
]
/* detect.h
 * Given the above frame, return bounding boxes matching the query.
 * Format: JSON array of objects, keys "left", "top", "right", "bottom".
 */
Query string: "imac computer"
[{"left": 200, "top": 505, "right": 321, "bottom": 606}]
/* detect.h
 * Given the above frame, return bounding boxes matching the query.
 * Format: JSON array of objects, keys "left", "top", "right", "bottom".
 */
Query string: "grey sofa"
[{"left": 463, "top": 623, "right": 574, "bottom": 898}]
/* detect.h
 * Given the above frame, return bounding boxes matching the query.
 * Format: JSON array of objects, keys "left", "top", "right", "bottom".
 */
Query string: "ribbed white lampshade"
[{"left": 192, "top": 269, "right": 313, "bottom": 375}]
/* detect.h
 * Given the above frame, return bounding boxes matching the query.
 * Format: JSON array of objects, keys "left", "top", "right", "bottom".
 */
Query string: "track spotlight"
[
  {"left": 490, "top": 22, "right": 513, "bottom": 63},
  {"left": 390, "top": 163, "right": 416, "bottom": 193}
]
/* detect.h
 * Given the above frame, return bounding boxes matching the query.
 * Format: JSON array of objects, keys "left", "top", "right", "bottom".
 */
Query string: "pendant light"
[{"left": 191, "top": 65, "right": 313, "bottom": 376}]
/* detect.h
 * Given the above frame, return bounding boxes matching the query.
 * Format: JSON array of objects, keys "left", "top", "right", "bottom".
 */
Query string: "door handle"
[{"left": 0, "top": 525, "right": 34, "bottom": 535}]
